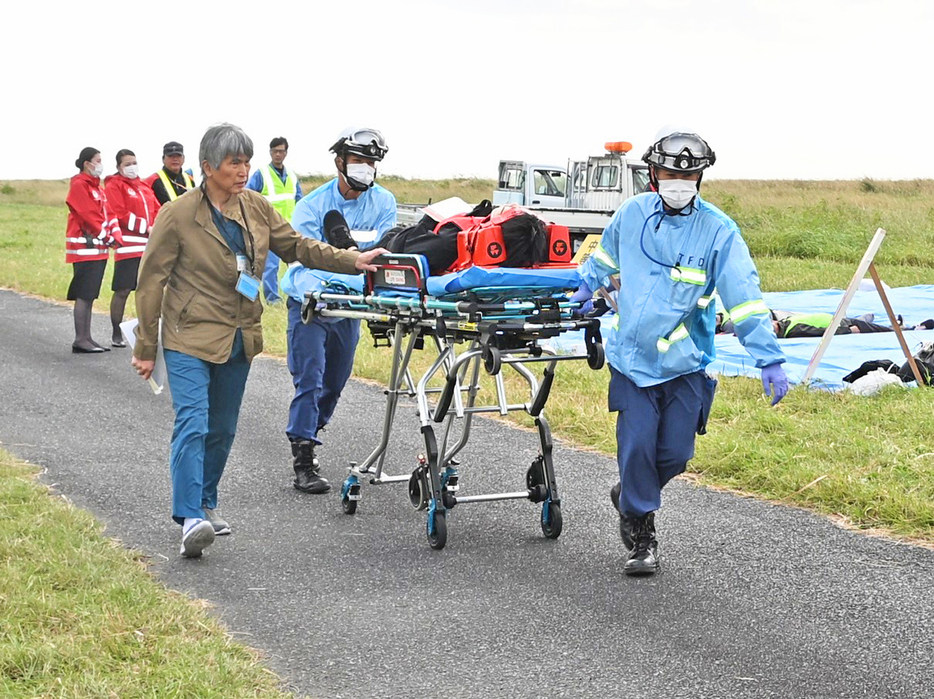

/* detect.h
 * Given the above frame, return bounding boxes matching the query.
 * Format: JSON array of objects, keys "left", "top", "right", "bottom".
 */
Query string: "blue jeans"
[
  {"left": 609, "top": 367, "right": 717, "bottom": 517},
  {"left": 263, "top": 251, "right": 282, "bottom": 303},
  {"left": 164, "top": 330, "right": 251, "bottom": 524},
  {"left": 286, "top": 298, "right": 359, "bottom": 444}
]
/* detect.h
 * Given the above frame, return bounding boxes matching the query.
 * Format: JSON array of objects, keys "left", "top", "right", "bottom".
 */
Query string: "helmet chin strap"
[{"left": 338, "top": 155, "right": 370, "bottom": 192}]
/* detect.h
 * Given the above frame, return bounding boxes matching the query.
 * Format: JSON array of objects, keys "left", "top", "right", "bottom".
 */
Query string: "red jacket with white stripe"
[
  {"left": 65, "top": 173, "right": 118, "bottom": 263},
  {"left": 103, "top": 173, "right": 158, "bottom": 261}
]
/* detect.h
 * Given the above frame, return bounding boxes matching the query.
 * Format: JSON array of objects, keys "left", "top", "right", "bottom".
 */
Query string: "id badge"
[
  {"left": 236, "top": 271, "right": 261, "bottom": 301},
  {"left": 236, "top": 253, "right": 249, "bottom": 273}
]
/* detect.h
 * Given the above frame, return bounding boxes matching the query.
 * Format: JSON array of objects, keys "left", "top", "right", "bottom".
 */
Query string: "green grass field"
[
  {"left": 2, "top": 174, "right": 934, "bottom": 694},
  {"left": 0, "top": 449, "right": 294, "bottom": 698}
]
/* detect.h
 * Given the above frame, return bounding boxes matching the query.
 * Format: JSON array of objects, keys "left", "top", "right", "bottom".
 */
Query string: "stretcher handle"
[
  {"left": 528, "top": 363, "right": 556, "bottom": 417},
  {"left": 433, "top": 372, "right": 458, "bottom": 423}
]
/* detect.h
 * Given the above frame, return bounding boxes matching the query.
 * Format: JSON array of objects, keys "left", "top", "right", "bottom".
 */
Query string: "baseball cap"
[{"left": 163, "top": 141, "right": 184, "bottom": 156}]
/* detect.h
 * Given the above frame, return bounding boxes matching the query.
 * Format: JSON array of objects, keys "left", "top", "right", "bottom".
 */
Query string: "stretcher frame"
[{"left": 301, "top": 255, "right": 605, "bottom": 549}]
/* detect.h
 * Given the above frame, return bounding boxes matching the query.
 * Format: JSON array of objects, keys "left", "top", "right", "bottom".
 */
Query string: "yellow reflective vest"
[
  {"left": 156, "top": 169, "right": 195, "bottom": 202},
  {"left": 259, "top": 164, "right": 299, "bottom": 220}
]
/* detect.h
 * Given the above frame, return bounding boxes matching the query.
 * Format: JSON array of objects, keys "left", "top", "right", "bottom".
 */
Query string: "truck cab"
[
  {"left": 493, "top": 161, "right": 568, "bottom": 208},
  {"left": 492, "top": 142, "right": 650, "bottom": 213}
]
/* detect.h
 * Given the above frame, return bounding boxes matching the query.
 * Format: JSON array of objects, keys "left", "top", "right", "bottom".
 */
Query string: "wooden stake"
[{"left": 869, "top": 262, "right": 925, "bottom": 385}]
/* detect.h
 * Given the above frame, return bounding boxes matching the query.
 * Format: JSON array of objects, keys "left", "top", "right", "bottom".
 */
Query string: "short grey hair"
[{"left": 199, "top": 123, "right": 254, "bottom": 176}]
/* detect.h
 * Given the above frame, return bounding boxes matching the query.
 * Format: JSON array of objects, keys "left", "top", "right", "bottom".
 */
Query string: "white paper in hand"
[{"left": 119, "top": 318, "right": 166, "bottom": 395}]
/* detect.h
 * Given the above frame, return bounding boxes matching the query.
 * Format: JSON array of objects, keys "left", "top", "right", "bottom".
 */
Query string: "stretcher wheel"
[
  {"left": 408, "top": 467, "right": 429, "bottom": 511},
  {"left": 587, "top": 340, "right": 605, "bottom": 370},
  {"left": 427, "top": 510, "right": 447, "bottom": 550},
  {"left": 541, "top": 502, "right": 563, "bottom": 539},
  {"left": 341, "top": 494, "right": 358, "bottom": 514},
  {"left": 483, "top": 346, "right": 502, "bottom": 375},
  {"left": 300, "top": 299, "right": 317, "bottom": 325}
]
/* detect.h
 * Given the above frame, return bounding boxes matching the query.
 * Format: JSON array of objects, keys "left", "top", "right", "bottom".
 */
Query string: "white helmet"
[
  {"left": 642, "top": 126, "right": 716, "bottom": 174},
  {"left": 329, "top": 127, "right": 388, "bottom": 162}
]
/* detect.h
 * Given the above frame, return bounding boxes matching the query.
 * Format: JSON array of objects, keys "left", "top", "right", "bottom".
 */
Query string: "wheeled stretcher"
[{"left": 301, "top": 254, "right": 605, "bottom": 549}]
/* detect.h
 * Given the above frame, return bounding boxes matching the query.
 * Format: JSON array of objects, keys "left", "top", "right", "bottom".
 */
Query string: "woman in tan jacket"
[{"left": 132, "top": 123, "right": 385, "bottom": 558}]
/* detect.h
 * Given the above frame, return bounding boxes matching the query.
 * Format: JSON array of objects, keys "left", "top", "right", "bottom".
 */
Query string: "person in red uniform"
[
  {"left": 65, "top": 147, "right": 119, "bottom": 353},
  {"left": 104, "top": 149, "right": 159, "bottom": 347}
]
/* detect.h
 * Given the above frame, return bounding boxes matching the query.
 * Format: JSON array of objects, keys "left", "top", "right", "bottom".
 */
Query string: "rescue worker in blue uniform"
[
  {"left": 280, "top": 128, "right": 397, "bottom": 493},
  {"left": 576, "top": 127, "right": 789, "bottom": 576}
]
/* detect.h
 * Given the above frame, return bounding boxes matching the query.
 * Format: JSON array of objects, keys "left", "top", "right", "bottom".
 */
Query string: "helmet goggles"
[
  {"left": 331, "top": 128, "right": 388, "bottom": 161},
  {"left": 642, "top": 132, "right": 716, "bottom": 173}
]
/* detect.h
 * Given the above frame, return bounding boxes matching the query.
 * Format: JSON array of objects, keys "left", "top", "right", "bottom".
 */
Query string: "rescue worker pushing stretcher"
[
  {"left": 575, "top": 126, "right": 789, "bottom": 576},
  {"left": 280, "top": 128, "right": 397, "bottom": 493}
]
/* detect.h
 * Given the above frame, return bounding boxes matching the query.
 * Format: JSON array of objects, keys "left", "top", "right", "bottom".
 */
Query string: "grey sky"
[{"left": 1, "top": 0, "right": 931, "bottom": 181}]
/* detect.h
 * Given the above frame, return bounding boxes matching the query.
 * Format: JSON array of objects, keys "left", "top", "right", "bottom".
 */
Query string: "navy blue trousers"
[
  {"left": 263, "top": 251, "right": 282, "bottom": 304},
  {"left": 609, "top": 367, "right": 717, "bottom": 517},
  {"left": 163, "top": 330, "right": 251, "bottom": 525},
  {"left": 286, "top": 298, "right": 360, "bottom": 444}
]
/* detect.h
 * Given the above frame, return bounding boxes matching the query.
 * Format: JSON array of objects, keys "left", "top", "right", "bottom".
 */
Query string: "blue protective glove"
[
  {"left": 570, "top": 281, "right": 594, "bottom": 318},
  {"left": 761, "top": 363, "right": 789, "bottom": 406}
]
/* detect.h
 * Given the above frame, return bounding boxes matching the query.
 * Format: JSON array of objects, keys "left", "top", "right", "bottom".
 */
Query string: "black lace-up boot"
[
  {"left": 291, "top": 440, "right": 331, "bottom": 494},
  {"left": 623, "top": 512, "right": 659, "bottom": 577},
  {"left": 609, "top": 482, "right": 635, "bottom": 550}
]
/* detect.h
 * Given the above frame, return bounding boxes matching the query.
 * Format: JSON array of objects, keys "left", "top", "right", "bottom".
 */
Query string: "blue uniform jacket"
[
  {"left": 579, "top": 192, "right": 784, "bottom": 388},
  {"left": 280, "top": 178, "right": 397, "bottom": 302}
]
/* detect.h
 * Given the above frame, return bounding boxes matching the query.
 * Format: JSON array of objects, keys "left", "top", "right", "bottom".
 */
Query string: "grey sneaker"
[
  {"left": 203, "top": 507, "right": 231, "bottom": 536},
  {"left": 180, "top": 519, "right": 215, "bottom": 558}
]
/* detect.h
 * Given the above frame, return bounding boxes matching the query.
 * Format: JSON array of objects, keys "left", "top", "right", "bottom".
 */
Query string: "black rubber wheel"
[
  {"left": 587, "top": 340, "right": 605, "bottom": 370},
  {"left": 483, "top": 346, "right": 502, "bottom": 375},
  {"left": 541, "top": 502, "right": 563, "bottom": 539},
  {"left": 341, "top": 494, "right": 358, "bottom": 515},
  {"left": 427, "top": 510, "right": 447, "bottom": 550}
]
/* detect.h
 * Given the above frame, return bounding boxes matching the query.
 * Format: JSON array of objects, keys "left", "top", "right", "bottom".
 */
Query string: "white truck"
[{"left": 396, "top": 142, "right": 651, "bottom": 250}]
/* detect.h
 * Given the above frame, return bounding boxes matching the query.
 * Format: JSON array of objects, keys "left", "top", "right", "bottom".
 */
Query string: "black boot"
[
  {"left": 291, "top": 440, "right": 331, "bottom": 494},
  {"left": 623, "top": 512, "right": 659, "bottom": 577},
  {"left": 609, "top": 482, "right": 634, "bottom": 550}
]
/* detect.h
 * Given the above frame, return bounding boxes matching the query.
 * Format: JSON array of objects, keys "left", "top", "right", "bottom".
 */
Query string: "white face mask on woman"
[
  {"left": 90, "top": 161, "right": 104, "bottom": 178},
  {"left": 657, "top": 179, "right": 697, "bottom": 210},
  {"left": 346, "top": 162, "right": 376, "bottom": 188},
  {"left": 121, "top": 164, "right": 139, "bottom": 179}
]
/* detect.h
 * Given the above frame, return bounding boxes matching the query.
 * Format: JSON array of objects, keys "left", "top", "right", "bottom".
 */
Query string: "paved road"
[{"left": 1, "top": 288, "right": 932, "bottom": 699}]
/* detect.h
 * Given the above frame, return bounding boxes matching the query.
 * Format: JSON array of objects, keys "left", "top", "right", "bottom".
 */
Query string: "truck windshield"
[
  {"left": 630, "top": 167, "right": 650, "bottom": 194},
  {"left": 533, "top": 169, "right": 567, "bottom": 197}
]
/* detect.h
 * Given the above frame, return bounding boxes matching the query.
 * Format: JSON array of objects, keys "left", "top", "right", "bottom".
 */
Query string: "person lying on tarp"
[{"left": 717, "top": 310, "right": 915, "bottom": 338}]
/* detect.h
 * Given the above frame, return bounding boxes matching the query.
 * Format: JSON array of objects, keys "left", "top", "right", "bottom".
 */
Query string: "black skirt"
[
  {"left": 67, "top": 259, "right": 107, "bottom": 301},
  {"left": 112, "top": 256, "right": 141, "bottom": 291}
]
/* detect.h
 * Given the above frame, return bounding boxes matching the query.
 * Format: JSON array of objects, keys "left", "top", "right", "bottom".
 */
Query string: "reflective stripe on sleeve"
[
  {"left": 656, "top": 323, "right": 689, "bottom": 353},
  {"left": 139, "top": 219, "right": 147, "bottom": 235},
  {"left": 72, "top": 248, "right": 105, "bottom": 256},
  {"left": 128, "top": 213, "right": 137, "bottom": 232},
  {"left": 697, "top": 295, "right": 713, "bottom": 309},
  {"left": 728, "top": 299, "right": 770, "bottom": 323},
  {"left": 591, "top": 243, "right": 617, "bottom": 270}
]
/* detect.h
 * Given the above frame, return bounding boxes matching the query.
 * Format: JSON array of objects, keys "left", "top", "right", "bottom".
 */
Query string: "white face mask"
[
  {"left": 90, "top": 161, "right": 104, "bottom": 178},
  {"left": 657, "top": 178, "right": 697, "bottom": 210},
  {"left": 121, "top": 164, "right": 139, "bottom": 179},
  {"left": 346, "top": 162, "right": 376, "bottom": 188}
]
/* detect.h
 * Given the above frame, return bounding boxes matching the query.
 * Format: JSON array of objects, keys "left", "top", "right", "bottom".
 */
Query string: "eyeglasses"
[{"left": 270, "top": 148, "right": 287, "bottom": 155}]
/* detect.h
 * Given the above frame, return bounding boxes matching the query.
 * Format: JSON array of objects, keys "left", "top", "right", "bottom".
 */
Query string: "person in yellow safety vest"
[
  {"left": 149, "top": 141, "right": 196, "bottom": 209},
  {"left": 245, "top": 136, "right": 303, "bottom": 303}
]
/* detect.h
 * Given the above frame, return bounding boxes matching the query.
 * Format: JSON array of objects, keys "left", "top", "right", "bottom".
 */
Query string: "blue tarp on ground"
[{"left": 548, "top": 285, "right": 934, "bottom": 391}]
